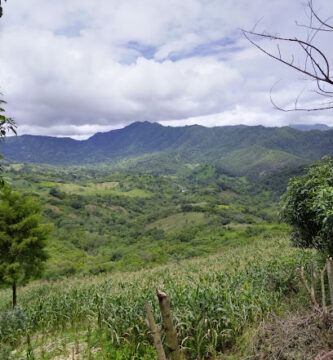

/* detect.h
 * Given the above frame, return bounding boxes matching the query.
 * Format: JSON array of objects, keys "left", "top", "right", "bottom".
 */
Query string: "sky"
[{"left": 0, "top": 0, "right": 332, "bottom": 139}]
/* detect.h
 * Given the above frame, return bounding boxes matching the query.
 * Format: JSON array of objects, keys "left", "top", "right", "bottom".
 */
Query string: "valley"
[
  {"left": 3, "top": 160, "right": 277, "bottom": 279},
  {"left": 1, "top": 0, "right": 332, "bottom": 357},
  {"left": 0, "top": 123, "right": 332, "bottom": 359}
]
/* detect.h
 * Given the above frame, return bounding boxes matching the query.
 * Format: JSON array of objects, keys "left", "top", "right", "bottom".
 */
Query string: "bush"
[
  {"left": 280, "top": 157, "right": 333, "bottom": 255},
  {"left": 0, "top": 308, "right": 26, "bottom": 344}
]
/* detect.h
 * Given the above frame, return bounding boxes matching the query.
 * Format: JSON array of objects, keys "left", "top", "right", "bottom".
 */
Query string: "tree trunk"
[
  {"left": 326, "top": 258, "right": 333, "bottom": 308},
  {"left": 145, "top": 302, "right": 167, "bottom": 360},
  {"left": 156, "top": 290, "right": 181, "bottom": 360},
  {"left": 12, "top": 281, "right": 17, "bottom": 308}
]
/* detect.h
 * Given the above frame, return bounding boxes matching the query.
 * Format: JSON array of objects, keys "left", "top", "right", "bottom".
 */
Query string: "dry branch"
[{"left": 242, "top": 0, "right": 333, "bottom": 112}]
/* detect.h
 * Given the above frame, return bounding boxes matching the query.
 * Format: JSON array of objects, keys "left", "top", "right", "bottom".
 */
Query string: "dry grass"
[
  {"left": 251, "top": 309, "right": 333, "bottom": 360},
  {"left": 145, "top": 211, "right": 210, "bottom": 233}
]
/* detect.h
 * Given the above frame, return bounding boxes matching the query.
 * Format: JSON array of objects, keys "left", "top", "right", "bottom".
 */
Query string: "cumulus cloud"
[{"left": 0, "top": 0, "right": 332, "bottom": 138}]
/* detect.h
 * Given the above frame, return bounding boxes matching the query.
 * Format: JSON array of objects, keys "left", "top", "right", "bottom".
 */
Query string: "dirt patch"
[
  {"left": 52, "top": 343, "right": 100, "bottom": 360},
  {"left": 105, "top": 205, "right": 128, "bottom": 215},
  {"left": 85, "top": 204, "right": 98, "bottom": 212},
  {"left": 44, "top": 204, "right": 62, "bottom": 214}
]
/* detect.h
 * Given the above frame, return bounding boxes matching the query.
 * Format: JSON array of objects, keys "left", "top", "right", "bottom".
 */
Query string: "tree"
[
  {"left": 280, "top": 157, "right": 333, "bottom": 306},
  {"left": 0, "top": 185, "right": 52, "bottom": 307},
  {"left": 243, "top": 0, "right": 333, "bottom": 112},
  {"left": 0, "top": 97, "right": 16, "bottom": 138},
  {"left": 280, "top": 157, "right": 333, "bottom": 254}
]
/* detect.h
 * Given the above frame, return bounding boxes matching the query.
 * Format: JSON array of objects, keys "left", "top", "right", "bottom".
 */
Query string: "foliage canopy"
[
  {"left": 0, "top": 185, "right": 51, "bottom": 306},
  {"left": 280, "top": 157, "right": 333, "bottom": 255}
]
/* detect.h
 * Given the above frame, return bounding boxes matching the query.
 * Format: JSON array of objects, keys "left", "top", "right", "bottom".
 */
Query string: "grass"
[
  {"left": 60, "top": 182, "right": 118, "bottom": 193},
  {"left": 0, "top": 232, "right": 318, "bottom": 359},
  {"left": 57, "top": 182, "right": 153, "bottom": 198},
  {"left": 218, "top": 146, "right": 304, "bottom": 178},
  {"left": 146, "top": 212, "right": 209, "bottom": 233},
  {"left": 39, "top": 181, "right": 58, "bottom": 187}
]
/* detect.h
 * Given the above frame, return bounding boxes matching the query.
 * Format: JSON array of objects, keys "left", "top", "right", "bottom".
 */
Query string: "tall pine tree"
[{"left": 0, "top": 185, "right": 52, "bottom": 307}]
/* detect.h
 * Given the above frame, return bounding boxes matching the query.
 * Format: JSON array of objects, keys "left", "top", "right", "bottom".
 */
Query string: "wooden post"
[
  {"left": 298, "top": 266, "right": 318, "bottom": 308},
  {"left": 145, "top": 302, "right": 167, "bottom": 360},
  {"left": 12, "top": 281, "right": 17, "bottom": 308},
  {"left": 326, "top": 258, "right": 333, "bottom": 308},
  {"left": 321, "top": 264, "right": 327, "bottom": 317},
  {"left": 310, "top": 263, "right": 317, "bottom": 307},
  {"left": 156, "top": 290, "right": 181, "bottom": 360}
]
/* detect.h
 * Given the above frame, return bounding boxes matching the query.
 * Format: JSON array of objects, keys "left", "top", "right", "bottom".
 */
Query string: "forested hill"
[{"left": 1, "top": 122, "right": 333, "bottom": 177}]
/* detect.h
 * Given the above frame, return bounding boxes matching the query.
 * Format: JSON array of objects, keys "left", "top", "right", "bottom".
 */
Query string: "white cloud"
[{"left": 0, "top": 0, "right": 332, "bottom": 138}]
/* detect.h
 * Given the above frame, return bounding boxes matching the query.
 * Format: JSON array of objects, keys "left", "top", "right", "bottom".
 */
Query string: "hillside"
[
  {"left": 0, "top": 233, "right": 321, "bottom": 359},
  {"left": 3, "top": 163, "right": 277, "bottom": 279},
  {"left": 1, "top": 125, "right": 332, "bottom": 359},
  {"left": 1, "top": 122, "right": 333, "bottom": 179},
  {"left": 0, "top": 145, "right": 330, "bottom": 359}
]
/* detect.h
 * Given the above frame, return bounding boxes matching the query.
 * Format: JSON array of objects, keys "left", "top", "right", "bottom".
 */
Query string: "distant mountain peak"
[{"left": 127, "top": 121, "right": 162, "bottom": 128}]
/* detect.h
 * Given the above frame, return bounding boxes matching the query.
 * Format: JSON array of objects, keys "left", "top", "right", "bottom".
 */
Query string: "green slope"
[
  {"left": 216, "top": 146, "right": 305, "bottom": 180},
  {"left": 3, "top": 163, "right": 276, "bottom": 279}
]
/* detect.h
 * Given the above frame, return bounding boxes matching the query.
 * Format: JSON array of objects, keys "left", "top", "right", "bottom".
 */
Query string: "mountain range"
[
  {"left": 289, "top": 123, "right": 332, "bottom": 131},
  {"left": 1, "top": 122, "right": 333, "bottom": 179}
]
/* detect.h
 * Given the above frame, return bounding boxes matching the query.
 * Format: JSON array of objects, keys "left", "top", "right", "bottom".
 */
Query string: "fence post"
[
  {"left": 326, "top": 258, "right": 333, "bottom": 308},
  {"left": 298, "top": 266, "right": 318, "bottom": 308},
  {"left": 156, "top": 290, "right": 181, "bottom": 360},
  {"left": 145, "top": 302, "right": 167, "bottom": 360},
  {"left": 320, "top": 264, "right": 327, "bottom": 318}
]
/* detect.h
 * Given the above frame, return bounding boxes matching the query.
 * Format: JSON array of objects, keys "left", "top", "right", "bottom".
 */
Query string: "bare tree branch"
[
  {"left": 243, "top": 0, "right": 333, "bottom": 111},
  {"left": 308, "top": 0, "right": 333, "bottom": 31}
]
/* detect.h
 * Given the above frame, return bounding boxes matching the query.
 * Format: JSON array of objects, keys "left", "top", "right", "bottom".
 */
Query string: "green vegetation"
[
  {"left": 2, "top": 163, "right": 277, "bottom": 279},
  {"left": 0, "top": 95, "right": 16, "bottom": 185},
  {"left": 0, "top": 233, "right": 319, "bottom": 359},
  {"left": 281, "top": 157, "right": 333, "bottom": 255},
  {"left": 57, "top": 181, "right": 152, "bottom": 198},
  {"left": 0, "top": 152, "right": 330, "bottom": 358},
  {"left": 216, "top": 146, "right": 303, "bottom": 180},
  {"left": 146, "top": 212, "right": 208, "bottom": 233},
  {"left": 0, "top": 186, "right": 52, "bottom": 307},
  {"left": 1, "top": 123, "right": 333, "bottom": 180}
]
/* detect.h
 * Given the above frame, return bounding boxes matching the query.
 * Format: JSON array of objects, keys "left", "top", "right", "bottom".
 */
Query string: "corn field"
[{"left": 0, "top": 236, "right": 317, "bottom": 359}]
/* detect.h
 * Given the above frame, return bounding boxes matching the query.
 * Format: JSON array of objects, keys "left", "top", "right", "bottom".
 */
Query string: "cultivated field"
[{"left": 0, "top": 231, "right": 317, "bottom": 359}]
